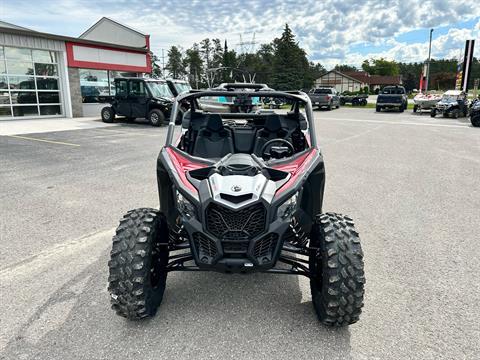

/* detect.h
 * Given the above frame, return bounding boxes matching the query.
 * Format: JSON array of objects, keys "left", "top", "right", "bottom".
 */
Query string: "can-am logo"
[{"left": 231, "top": 185, "right": 242, "bottom": 192}]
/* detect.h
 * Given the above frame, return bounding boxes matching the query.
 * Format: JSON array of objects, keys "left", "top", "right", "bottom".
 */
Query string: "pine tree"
[
  {"left": 166, "top": 46, "right": 186, "bottom": 79},
  {"left": 272, "top": 24, "right": 310, "bottom": 90},
  {"left": 184, "top": 44, "right": 203, "bottom": 88},
  {"left": 149, "top": 52, "right": 162, "bottom": 79}
]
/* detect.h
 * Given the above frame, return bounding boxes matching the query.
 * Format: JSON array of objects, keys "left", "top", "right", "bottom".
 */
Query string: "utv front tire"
[
  {"left": 101, "top": 107, "right": 115, "bottom": 123},
  {"left": 148, "top": 109, "right": 165, "bottom": 127},
  {"left": 309, "top": 213, "right": 365, "bottom": 326},
  {"left": 108, "top": 208, "right": 169, "bottom": 320}
]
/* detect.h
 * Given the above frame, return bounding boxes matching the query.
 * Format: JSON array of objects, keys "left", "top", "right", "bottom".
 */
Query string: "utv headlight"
[
  {"left": 277, "top": 192, "right": 299, "bottom": 219},
  {"left": 176, "top": 191, "right": 196, "bottom": 219}
]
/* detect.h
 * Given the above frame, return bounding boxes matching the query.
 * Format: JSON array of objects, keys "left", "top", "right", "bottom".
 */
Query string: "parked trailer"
[{"left": 340, "top": 94, "right": 368, "bottom": 106}]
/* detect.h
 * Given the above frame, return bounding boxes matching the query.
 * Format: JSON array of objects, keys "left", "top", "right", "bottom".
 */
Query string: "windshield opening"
[
  {"left": 147, "top": 82, "right": 173, "bottom": 98},
  {"left": 382, "top": 87, "right": 405, "bottom": 95},
  {"left": 174, "top": 82, "right": 191, "bottom": 94},
  {"left": 313, "top": 88, "right": 332, "bottom": 94},
  {"left": 168, "top": 92, "right": 313, "bottom": 161},
  {"left": 442, "top": 95, "right": 458, "bottom": 101}
]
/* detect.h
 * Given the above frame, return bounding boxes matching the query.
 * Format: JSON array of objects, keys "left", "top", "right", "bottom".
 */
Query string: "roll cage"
[{"left": 165, "top": 84, "right": 316, "bottom": 149}]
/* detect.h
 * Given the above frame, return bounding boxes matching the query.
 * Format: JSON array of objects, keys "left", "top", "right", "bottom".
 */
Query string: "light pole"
[{"left": 425, "top": 28, "right": 434, "bottom": 92}]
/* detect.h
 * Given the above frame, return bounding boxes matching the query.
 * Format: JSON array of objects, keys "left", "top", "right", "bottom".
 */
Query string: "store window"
[
  {"left": 79, "top": 69, "right": 138, "bottom": 103},
  {"left": 0, "top": 46, "right": 62, "bottom": 118},
  {"left": 79, "top": 69, "right": 109, "bottom": 103}
]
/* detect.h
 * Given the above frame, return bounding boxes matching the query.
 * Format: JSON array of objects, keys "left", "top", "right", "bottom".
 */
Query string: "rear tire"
[
  {"left": 413, "top": 105, "right": 418, "bottom": 113},
  {"left": 309, "top": 213, "right": 365, "bottom": 327},
  {"left": 376, "top": 105, "right": 381, "bottom": 112},
  {"left": 148, "top": 109, "right": 165, "bottom": 127},
  {"left": 471, "top": 116, "right": 480, "bottom": 127},
  {"left": 108, "top": 208, "right": 169, "bottom": 320},
  {"left": 101, "top": 107, "right": 115, "bottom": 123},
  {"left": 430, "top": 109, "right": 436, "bottom": 117}
]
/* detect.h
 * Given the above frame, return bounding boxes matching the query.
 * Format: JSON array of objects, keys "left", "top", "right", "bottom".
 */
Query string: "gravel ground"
[{"left": 0, "top": 109, "right": 479, "bottom": 360}]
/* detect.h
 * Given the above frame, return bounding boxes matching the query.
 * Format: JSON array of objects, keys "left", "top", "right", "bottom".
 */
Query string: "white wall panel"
[
  {"left": 72, "top": 45, "right": 146, "bottom": 67},
  {"left": 80, "top": 19, "right": 146, "bottom": 48}
]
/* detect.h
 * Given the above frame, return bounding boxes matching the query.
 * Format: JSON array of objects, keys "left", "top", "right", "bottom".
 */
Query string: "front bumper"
[
  {"left": 181, "top": 213, "right": 290, "bottom": 273},
  {"left": 377, "top": 102, "right": 402, "bottom": 107}
]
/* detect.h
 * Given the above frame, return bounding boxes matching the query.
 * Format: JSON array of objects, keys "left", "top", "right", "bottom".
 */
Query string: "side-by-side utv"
[{"left": 107, "top": 83, "right": 365, "bottom": 327}]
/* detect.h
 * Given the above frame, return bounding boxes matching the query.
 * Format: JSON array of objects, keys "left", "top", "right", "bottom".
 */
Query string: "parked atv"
[
  {"left": 470, "top": 97, "right": 480, "bottom": 127},
  {"left": 262, "top": 96, "right": 285, "bottom": 109},
  {"left": 340, "top": 93, "right": 368, "bottom": 106},
  {"left": 107, "top": 83, "right": 365, "bottom": 327},
  {"left": 430, "top": 90, "right": 469, "bottom": 119},
  {"left": 101, "top": 78, "right": 179, "bottom": 126}
]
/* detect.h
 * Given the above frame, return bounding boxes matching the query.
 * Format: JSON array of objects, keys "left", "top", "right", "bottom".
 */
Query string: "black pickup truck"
[{"left": 376, "top": 86, "right": 408, "bottom": 112}]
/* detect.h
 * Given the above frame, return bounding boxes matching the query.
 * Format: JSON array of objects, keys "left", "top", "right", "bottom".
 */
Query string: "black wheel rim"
[{"left": 151, "top": 113, "right": 159, "bottom": 124}]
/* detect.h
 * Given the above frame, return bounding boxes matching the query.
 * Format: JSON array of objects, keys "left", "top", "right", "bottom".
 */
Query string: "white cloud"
[{"left": 1, "top": 0, "right": 479, "bottom": 69}]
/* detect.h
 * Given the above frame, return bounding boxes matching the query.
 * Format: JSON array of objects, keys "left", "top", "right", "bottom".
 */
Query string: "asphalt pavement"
[{"left": 0, "top": 110, "right": 479, "bottom": 359}]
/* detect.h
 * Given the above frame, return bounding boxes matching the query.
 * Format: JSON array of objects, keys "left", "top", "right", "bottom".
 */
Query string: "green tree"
[
  {"left": 305, "top": 62, "right": 326, "bottom": 90},
  {"left": 166, "top": 46, "right": 186, "bottom": 79},
  {"left": 398, "top": 61, "right": 422, "bottom": 91},
  {"left": 221, "top": 40, "right": 236, "bottom": 80},
  {"left": 211, "top": 38, "right": 224, "bottom": 68},
  {"left": 149, "top": 51, "right": 162, "bottom": 78},
  {"left": 271, "top": 24, "right": 310, "bottom": 90},
  {"left": 334, "top": 64, "right": 358, "bottom": 73},
  {"left": 200, "top": 38, "right": 212, "bottom": 70},
  {"left": 184, "top": 44, "right": 203, "bottom": 88},
  {"left": 362, "top": 58, "right": 400, "bottom": 76}
]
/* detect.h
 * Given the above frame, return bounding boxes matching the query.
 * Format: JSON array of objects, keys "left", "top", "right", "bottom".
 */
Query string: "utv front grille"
[
  {"left": 253, "top": 233, "right": 279, "bottom": 262},
  {"left": 193, "top": 232, "right": 217, "bottom": 260},
  {"left": 206, "top": 203, "right": 266, "bottom": 240}
]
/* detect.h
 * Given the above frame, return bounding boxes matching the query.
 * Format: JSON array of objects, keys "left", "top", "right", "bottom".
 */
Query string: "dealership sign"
[{"left": 455, "top": 40, "right": 475, "bottom": 92}]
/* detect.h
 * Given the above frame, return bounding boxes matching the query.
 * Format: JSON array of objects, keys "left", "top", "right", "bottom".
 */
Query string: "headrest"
[
  {"left": 182, "top": 110, "right": 191, "bottom": 128},
  {"left": 206, "top": 114, "right": 224, "bottom": 132},
  {"left": 264, "top": 115, "right": 282, "bottom": 132}
]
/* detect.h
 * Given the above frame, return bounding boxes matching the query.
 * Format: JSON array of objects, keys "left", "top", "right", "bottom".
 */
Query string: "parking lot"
[{"left": 1, "top": 108, "right": 479, "bottom": 360}]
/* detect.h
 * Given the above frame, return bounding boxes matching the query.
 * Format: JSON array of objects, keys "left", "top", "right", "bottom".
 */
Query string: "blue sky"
[{"left": 0, "top": 0, "right": 479, "bottom": 69}]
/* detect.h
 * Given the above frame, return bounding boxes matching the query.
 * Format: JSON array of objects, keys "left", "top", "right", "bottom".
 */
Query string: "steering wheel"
[{"left": 260, "top": 138, "right": 295, "bottom": 159}]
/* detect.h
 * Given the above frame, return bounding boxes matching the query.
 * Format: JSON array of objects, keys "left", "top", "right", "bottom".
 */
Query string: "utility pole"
[
  {"left": 425, "top": 28, "right": 434, "bottom": 92},
  {"left": 161, "top": 49, "right": 166, "bottom": 76}
]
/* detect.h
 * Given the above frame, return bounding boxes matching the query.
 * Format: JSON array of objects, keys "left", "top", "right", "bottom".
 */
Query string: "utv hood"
[{"left": 162, "top": 147, "right": 319, "bottom": 206}]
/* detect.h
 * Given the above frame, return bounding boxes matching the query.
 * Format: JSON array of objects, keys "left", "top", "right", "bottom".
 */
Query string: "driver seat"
[
  {"left": 193, "top": 114, "right": 234, "bottom": 158},
  {"left": 253, "top": 114, "right": 289, "bottom": 156}
]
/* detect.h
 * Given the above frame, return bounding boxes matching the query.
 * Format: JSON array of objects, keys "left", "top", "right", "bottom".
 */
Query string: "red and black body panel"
[{"left": 156, "top": 146, "right": 325, "bottom": 273}]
